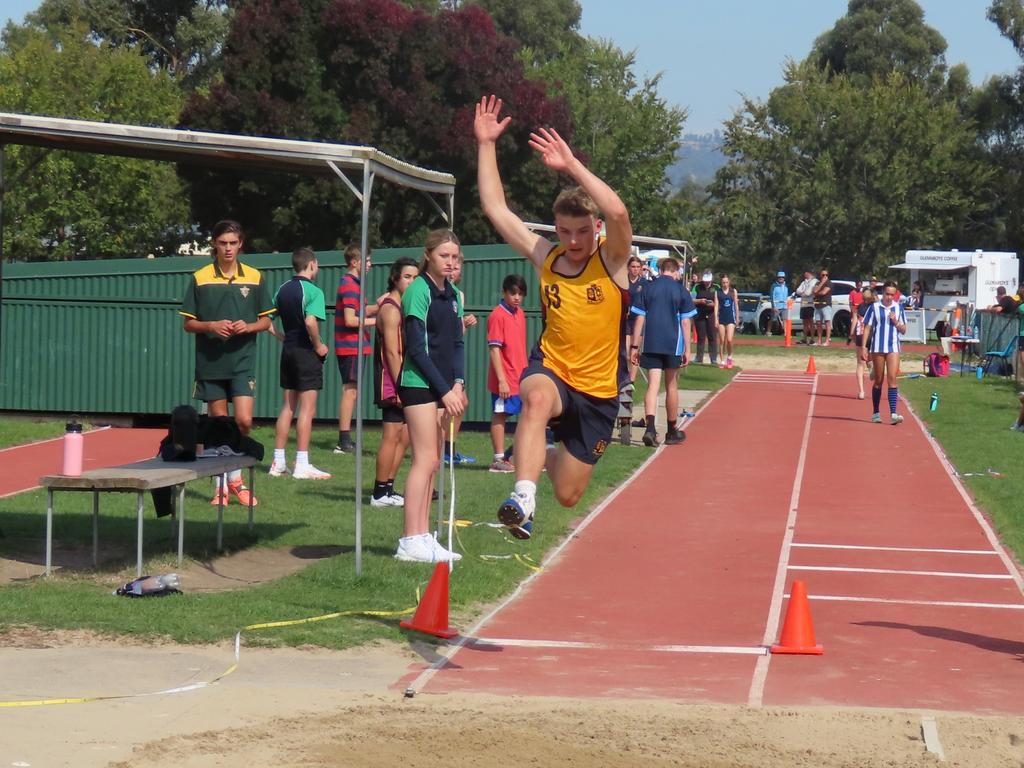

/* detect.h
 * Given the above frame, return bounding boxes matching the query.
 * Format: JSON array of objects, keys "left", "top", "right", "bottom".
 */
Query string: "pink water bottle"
[{"left": 62, "top": 421, "right": 84, "bottom": 476}]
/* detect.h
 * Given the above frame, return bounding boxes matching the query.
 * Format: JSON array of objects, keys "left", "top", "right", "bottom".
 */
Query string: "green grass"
[
  {"left": 0, "top": 371, "right": 725, "bottom": 648},
  {"left": 900, "top": 372, "right": 1024, "bottom": 556},
  {"left": 0, "top": 418, "right": 67, "bottom": 449}
]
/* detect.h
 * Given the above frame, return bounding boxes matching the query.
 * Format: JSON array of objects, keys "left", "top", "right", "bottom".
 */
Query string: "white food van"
[{"left": 889, "top": 249, "right": 1019, "bottom": 337}]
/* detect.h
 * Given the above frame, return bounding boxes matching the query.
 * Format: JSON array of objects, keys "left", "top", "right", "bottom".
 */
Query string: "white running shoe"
[
  {"left": 429, "top": 534, "right": 462, "bottom": 562},
  {"left": 370, "top": 493, "right": 403, "bottom": 507},
  {"left": 293, "top": 464, "right": 331, "bottom": 480},
  {"left": 268, "top": 461, "right": 289, "bottom": 477},
  {"left": 394, "top": 533, "right": 460, "bottom": 562},
  {"left": 387, "top": 491, "right": 404, "bottom": 505},
  {"left": 891, "top": 414, "right": 904, "bottom": 425},
  {"left": 394, "top": 534, "right": 436, "bottom": 562},
  {"left": 871, "top": 413, "right": 882, "bottom": 423}
]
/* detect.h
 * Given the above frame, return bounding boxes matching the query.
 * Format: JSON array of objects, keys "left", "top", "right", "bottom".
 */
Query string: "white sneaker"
[
  {"left": 293, "top": 464, "right": 331, "bottom": 480},
  {"left": 428, "top": 534, "right": 462, "bottom": 562},
  {"left": 891, "top": 414, "right": 904, "bottom": 425},
  {"left": 268, "top": 461, "right": 289, "bottom": 477},
  {"left": 370, "top": 493, "right": 403, "bottom": 507},
  {"left": 394, "top": 534, "right": 436, "bottom": 562}
]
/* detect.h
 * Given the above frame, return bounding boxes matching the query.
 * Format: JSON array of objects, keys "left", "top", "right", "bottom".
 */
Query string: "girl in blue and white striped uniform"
[{"left": 860, "top": 281, "right": 906, "bottom": 424}]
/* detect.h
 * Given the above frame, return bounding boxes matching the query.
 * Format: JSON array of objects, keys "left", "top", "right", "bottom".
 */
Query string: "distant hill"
[{"left": 670, "top": 131, "right": 726, "bottom": 188}]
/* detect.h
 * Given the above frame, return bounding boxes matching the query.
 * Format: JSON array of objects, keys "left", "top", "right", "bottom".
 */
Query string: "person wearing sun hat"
[
  {"left": 691, "top": 270, "right": 718, "bottom": 364},
  {"left": 769, "top": 270, "right": 789, "bottom": 336}
]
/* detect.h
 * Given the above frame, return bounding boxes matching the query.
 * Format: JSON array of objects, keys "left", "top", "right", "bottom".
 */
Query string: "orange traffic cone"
[
  {"left": 400, "top": 562, "right": 458, "bottom": 639},
  {"left": 770, "top": 580, "right": 823, "bottom": 655},
  {"left": 805, "top": 355, "right": 817, "bottom": 375}
]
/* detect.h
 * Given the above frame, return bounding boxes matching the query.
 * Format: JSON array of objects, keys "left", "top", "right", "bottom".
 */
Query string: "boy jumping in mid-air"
[{"left": 474, "top": 95, "right": 633, "bottom": 539}]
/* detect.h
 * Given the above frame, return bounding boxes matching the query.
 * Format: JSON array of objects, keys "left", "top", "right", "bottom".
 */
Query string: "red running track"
[
  {"left": 0, "top": 427, "right": 164, "bottom": 498},
  {"left": 399, "top": 370, "right": 1024, "bottom": 715}
]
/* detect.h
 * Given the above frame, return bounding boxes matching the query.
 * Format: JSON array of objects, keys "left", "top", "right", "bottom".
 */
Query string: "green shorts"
[{"left": 193, "top": 375, "right": 256, "bottom": 402}]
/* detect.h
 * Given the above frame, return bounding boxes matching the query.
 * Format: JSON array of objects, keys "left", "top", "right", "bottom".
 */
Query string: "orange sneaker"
[
  {"left": 210, "top": 488, "right": 229, "bottom": 506},
  {"left": 228, "top": 481, "right": 258, "bottom": 507}
]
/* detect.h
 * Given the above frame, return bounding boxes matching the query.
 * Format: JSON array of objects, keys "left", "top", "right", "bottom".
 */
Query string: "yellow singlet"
[{"left": 538, "top": 241, "right": 625, "bottom": 399}]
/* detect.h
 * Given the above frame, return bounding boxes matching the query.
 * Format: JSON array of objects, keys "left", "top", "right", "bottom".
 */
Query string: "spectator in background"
[
  {"left": 444, "top": 252, "right": 477, "bottom": 465},
  {"left": 812, "top": 268, "right": 833, "bottom": 346},
  {"left": 624, "top": 255, "right": 645, "bottom": 383},
  {"left": 769, "top": 271, "right": 788, "bottom": 336},
  {"left": 180, "top": 219, "right": 273, "bottom": 507},
  {"left": 370, "top": 257, "right": 419, "bottom": 507},
  {"left": 691, "top": 270, "right": 718, "bottom": 365},
  {"left": 630, "top": 256, "right": 695, "bottom": 446},
  {"left": 851, "top": 287, "right": 875, "bottom": 400},
  {"left": 268, "top": 247, "right": 331, "bottom": 481},
  {"left": 333, "top": 244, "right": 378, "bottom": 454},
  {"left": 487, "top": 274, "right": 529, "bottom": 473},
  {"left": 848, "top": 280, "right": 864, "bottom": 345},
  {"left": 795, "top": 270, "right": 818, "bottom": 345},
  {"left": 396, "top": 229, "right": 466, "bottom": 563},
  {"left": 909, "top": 281, "right": 924, "bottom": 309}
]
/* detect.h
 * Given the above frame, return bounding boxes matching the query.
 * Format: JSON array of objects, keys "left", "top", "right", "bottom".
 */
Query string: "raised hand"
[
  {"left": 528, "top": 126, "right": 576, "bottom": 174},
  {"left": 474, "top": 95, "right": 511, "bottom": 144}
]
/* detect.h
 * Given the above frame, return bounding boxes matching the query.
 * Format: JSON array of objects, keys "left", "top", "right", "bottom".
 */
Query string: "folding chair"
[{"left": 981, "top": 336, "right": 1018, "bottom": 378}]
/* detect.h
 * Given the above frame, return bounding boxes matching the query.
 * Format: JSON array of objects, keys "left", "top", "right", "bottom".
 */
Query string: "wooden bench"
[{"left": 40, "top": 455, "right": 258, "bottom": 577}]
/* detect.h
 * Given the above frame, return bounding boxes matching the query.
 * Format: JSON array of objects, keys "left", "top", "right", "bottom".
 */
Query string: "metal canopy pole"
[
  {"left": 0, "top": 145, "right": 5, "bottom": 389},
  {"left": 354, "top": 159, "right": 375, "bottom": 577}
]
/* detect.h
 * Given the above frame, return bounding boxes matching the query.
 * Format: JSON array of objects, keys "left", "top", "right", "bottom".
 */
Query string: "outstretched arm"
[
  {"left": 528, "top": 126, "right": 633, "bottom": 267},
  {"left": 475, "top": 95, "right": 545, "bottom": 266}
]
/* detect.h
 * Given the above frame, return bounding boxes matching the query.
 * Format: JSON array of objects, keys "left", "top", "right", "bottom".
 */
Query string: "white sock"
[
  {"left": 494, "top": 453, "right": 504, "bottom": 461},
  {"left": 228, "top": 469, "right": 243, "bottom": 485},
  {"left": 514, "top": 480, "right": 537, "bottom": 499},
  {"left": 273, "top": 448, "right": 286, "bottom": 464},
  {"left": 295, "top": 451, "right": 309, "bottom": 469}
]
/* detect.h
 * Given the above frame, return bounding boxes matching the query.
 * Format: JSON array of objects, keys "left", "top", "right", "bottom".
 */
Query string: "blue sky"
[
  {"left": 579, "top": 0, "right": 1022, "bottom": 134},
  {"left": 4, "top": 0, "right": 1022, "bottom": 135}
]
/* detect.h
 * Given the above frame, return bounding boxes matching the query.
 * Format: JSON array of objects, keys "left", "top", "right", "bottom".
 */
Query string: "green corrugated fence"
[{"left": 0, "top": 245, "right": 545, "bottom": 424}]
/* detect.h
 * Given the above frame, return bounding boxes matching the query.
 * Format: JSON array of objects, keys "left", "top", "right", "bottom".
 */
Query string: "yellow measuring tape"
[{"left": 0, "top": 603, "right": 416, "bottom": 709}]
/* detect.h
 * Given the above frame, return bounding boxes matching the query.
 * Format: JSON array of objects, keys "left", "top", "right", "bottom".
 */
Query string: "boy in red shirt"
[{"left": 486, "top": 274, "right": 528, "bottom": 473}]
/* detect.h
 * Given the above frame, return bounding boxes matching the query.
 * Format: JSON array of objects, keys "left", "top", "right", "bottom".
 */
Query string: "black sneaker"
[
  {"left": 665, "top": 430, "right": 686, "bottom": 445},
  {"left": 642, "top": 430, "right": 659, "bottom": 447},
  {"left": 333, "top": 438, "right": 356, "bottom": 454},
  {"left": 631, "top": 417, "right": 646, "bottom": 428}
]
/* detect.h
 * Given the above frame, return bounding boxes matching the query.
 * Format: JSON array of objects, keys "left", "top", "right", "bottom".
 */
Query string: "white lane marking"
[
  {"left": 906, "top": 402, "right": 1024, "bottom": 594},
  {"left": 801, "top": 594, "right": 1024, "bottom": 610},
  {"left": 789, "top": 565, "right": 1012, "bottom": 579},
  {"left": 402, "top": 386, "right": 735, "bottom": 698},
  {"left": 792, "top": 543, "right": 998, "bottom": 555},
  {"left": 748, "top": 375, "right": 818, "bottom": 707},
  {"left": 921, "top": 715, "right": 947, "bottom": 761},
  {"left": 468, "top": 638, "right": 767, "bottom": 655}
]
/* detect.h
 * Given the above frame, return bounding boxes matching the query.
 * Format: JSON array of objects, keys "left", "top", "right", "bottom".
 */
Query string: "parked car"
[
  {"left": 738, "top": 292, "right": 766, "bottom": 334},
  {"left": 754, "top": 279, "right": 856, "bottom": 338}
]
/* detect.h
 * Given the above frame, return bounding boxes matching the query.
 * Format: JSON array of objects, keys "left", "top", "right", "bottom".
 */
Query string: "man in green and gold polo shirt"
[{"left": 180, "top": 219, "right": 275, "bottom": 506}]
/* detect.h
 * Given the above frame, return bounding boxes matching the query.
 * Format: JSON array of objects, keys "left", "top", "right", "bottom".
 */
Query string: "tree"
[
  {"left": 532, "top": 38, "right": 686, "bottom": 236},
  {"left": 466, "top": 0, "right": 582, "bottom": 64},
  {"left": 179, "top": 0, "right": 572, "bottom": 250},
  {"left": 966, "top": 1, "right": 1024, "bottom": 249},
  {"left": 811, "top": 0, "right": 949, "bottom": 90},
  {"left": 708, "top": 62, "right": 990, "bottom": 284},
  {"left": 0, "top": 22, "right": 192, "bottom": 261},
  {"left": 18, "top": 0, "right": 230, "bottom": 87}
]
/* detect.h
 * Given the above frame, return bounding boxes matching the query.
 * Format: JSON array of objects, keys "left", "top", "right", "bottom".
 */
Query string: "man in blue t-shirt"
[{"left": 629, "top": 257, "right": 697, "bottom": 447}]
